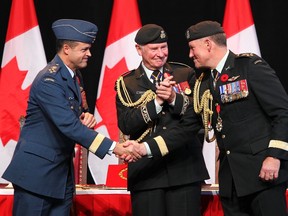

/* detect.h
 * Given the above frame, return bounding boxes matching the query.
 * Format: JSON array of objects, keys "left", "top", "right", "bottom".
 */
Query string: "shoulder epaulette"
[
  {"left": 42, "top": 63, "right": 60, "bottom": 83},
  {"left": 121, "top": 69, "right": 135, "bottom": 77},
  {"left": 236, "top": 53, "right": 256, "bottom": 58},
  {"left": 236, "top": 53, "right": 263, "bottom": 64},
  {"left": 48, "top": 63, "right": 60, "bottom": 73}
]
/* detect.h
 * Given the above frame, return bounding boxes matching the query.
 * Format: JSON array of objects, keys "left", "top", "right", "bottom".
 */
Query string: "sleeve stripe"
[
  {"left": 89, "top": 133, "right": 105, "bottom": 153},
  {"left": 154, "top": 136, "right": 169, "bottom": 156},
  {"left": 269, "top": 140, "right": 288, "bottom": 151}
]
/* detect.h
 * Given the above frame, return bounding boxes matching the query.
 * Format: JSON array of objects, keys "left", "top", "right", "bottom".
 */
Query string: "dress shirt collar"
[{"left": 65, "top": 64, "right": 76, "bottom": 79}]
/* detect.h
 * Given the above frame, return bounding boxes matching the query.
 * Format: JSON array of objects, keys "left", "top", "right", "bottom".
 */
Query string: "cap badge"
[
  {"left": 160, "top": 30, "right": 166, "bottom": 39},
  {"left": 185, "top": 30, "right": 190, "bottom": 40}
]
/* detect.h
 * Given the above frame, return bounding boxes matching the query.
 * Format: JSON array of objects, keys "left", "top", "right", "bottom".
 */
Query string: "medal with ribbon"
[{"left": 215, "top": 103, "right": 223, "bottom": 132}]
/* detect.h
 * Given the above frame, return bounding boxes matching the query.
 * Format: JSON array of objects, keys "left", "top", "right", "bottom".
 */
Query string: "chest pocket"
[{"left": 65, "top": 85, "right": 82, "bottom": 116}]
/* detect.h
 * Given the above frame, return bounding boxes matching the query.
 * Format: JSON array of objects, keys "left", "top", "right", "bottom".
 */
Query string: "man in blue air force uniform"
[{"left": 2, "top": 19, "right": 139, "bottom": 216}]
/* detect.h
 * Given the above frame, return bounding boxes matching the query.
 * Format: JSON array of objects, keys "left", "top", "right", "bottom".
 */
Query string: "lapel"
[
  {"left": 212, "top": 51, "right": 237, "bottom": 91},
  {"left": 135, "top": 62, "right": 174, "bottom": 91},
  {"left": 135, "top": 66, "right": 156, "bottom": 90},
  {"left": 211, "top": 51, "right": 242, "bottom": 103},
  {"left": 54, "top": 55, "right": 81, "bottom": 101},
  {"left": 221, "top": 51, "right": 236, "bottom": 74},
  {"left": 163, "top": 63, "right": 174, "bottom": 78},
  {"left": 219, "top": 51, "right": 239, "bottom": 84}
]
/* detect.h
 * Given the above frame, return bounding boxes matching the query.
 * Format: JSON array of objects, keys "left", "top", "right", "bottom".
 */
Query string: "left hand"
[
  {"left": 79, "top": 112, "right": 97, "bottom": 129},
  {"left": 259, "top": 156, "right": 280, "bottom": 181}
]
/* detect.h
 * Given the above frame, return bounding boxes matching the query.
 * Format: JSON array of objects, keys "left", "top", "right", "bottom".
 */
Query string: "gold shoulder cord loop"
[
  {"left": 193, "top": 73, "right": 216, "bottom": 142},
  {"left": 116, "top": 76, "right": 156, "bottom": 142}
]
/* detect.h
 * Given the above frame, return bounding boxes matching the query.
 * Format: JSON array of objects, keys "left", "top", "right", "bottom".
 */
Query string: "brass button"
[
  {"left": 226, "top": 150, "right": 230, "bottom": 155},
  {"left": 222, "top": 134, "right": 226, "bottom": 139}
]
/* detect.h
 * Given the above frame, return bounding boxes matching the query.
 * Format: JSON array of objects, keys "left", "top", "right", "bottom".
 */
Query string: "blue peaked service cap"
[{"left": 52, "top": 19, "right": 98, "bottom": 44}]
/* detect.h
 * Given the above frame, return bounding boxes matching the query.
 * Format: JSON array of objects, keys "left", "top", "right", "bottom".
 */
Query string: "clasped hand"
[
  {"left": 113, "top": 140, "right": 147, "bottom": 162},
  {"left": 156, "top": 75, "right": 176, "bottom": 105}
]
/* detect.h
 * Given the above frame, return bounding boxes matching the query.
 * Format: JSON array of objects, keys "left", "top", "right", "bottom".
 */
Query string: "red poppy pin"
[{"left": 220, "top": 74, "right": 229, "bottom": 82}]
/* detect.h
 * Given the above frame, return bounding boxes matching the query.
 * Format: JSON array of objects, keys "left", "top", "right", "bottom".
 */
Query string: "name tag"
[{"left": 136, "top": 91, "right": 146, "bottom": 95}]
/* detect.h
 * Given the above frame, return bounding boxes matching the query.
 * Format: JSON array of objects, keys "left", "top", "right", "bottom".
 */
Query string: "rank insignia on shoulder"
[
  {"left": 43, "top": 77, "right": 55, "bottom": 82},
  {"left": 49, "top": 64, "right": 59, "bottom": 73},
  {"left": 237, "top": 53, "right": 255, "bottom": 57},
  {"left": 253, "top": 59, "right": 263, "bottom": 64}
]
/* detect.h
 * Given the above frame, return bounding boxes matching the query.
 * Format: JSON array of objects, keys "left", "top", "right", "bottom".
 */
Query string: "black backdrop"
[
  {"left": 1, "top": 0, "right": 287, "bottom": 183},
  {"left": 1, "top": 0, "right": 288, "bottom": 113}
]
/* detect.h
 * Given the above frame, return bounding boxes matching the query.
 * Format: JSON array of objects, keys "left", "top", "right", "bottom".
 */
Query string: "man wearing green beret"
[
  {"left": 115, "top": 24, "right": 209, "bottom": 216},
  {"left": 183, "top": 20, "right": 288, "bottom": 216}
]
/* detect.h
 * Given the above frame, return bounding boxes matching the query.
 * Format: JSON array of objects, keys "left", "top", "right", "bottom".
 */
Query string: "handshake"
[{"left": 113, "top": 140, "right": 147, "bottom": 163}]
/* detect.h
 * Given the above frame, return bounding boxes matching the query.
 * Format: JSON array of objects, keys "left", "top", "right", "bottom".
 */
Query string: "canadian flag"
[
  {"left": 223, "top": 0, "right": 261, "bottom": 56},
  {"left": 0, "top": 0, "right": 46, "bottom": 183},
  {"left": 88, "top": 0, "right": 142, "bottom": 184}
]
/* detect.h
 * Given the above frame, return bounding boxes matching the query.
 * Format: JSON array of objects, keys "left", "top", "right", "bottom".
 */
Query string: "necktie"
[
  {"left": 73, "top": 75, "right": 78, "bottom": 90},
  {"left": 212, "top": 69, "right": 219, "bottom": 89},
  {"left": 212, "top": 69, "right": 218, "bottom": 78},
  {"left": 75, "top": 72, "right": 89, "bottom": 111},
  {"left": 151, "top": 70, "right": 162, "bottom": 85}
]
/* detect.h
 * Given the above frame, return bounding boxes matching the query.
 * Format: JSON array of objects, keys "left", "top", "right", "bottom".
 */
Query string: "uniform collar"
[{"left": 64, "top": 64, "right": 76, "bottom": 79}]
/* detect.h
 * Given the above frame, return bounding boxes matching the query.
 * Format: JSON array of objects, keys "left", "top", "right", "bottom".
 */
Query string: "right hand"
[
  {"left": 156, "top": 75, "right": 176, "bottom": 104},
  {"left": 113, "top": 140, "right": 146, "bottom": 162}
]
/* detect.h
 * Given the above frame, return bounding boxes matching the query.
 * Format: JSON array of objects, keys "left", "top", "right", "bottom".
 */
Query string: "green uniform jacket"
[{"left": 116, "top": 62, "right": 209, "bottom": 191}]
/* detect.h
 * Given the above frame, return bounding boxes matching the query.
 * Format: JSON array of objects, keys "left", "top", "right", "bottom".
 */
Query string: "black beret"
[
  {"left": 185, "top": 21, "right": 224, "bottom": 42},
  {"left": 52, "top": 19, "right": 98, "bottom": 44},
  {"left": 135, "top": 24, "right": 168, "bottom": 45}
]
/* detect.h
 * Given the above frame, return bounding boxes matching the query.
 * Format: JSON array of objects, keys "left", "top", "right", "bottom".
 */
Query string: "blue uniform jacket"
[{"left": 2, "top": 55, "right": 113, "bottom": 199}]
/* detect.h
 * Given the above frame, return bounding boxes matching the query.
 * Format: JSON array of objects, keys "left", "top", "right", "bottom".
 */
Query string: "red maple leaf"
[
  {"left": 0, "top": 57, "right": 30, "bottom": 146},
  {"left": 95, "top": 57, "right": 129, "bottom": 140}
]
